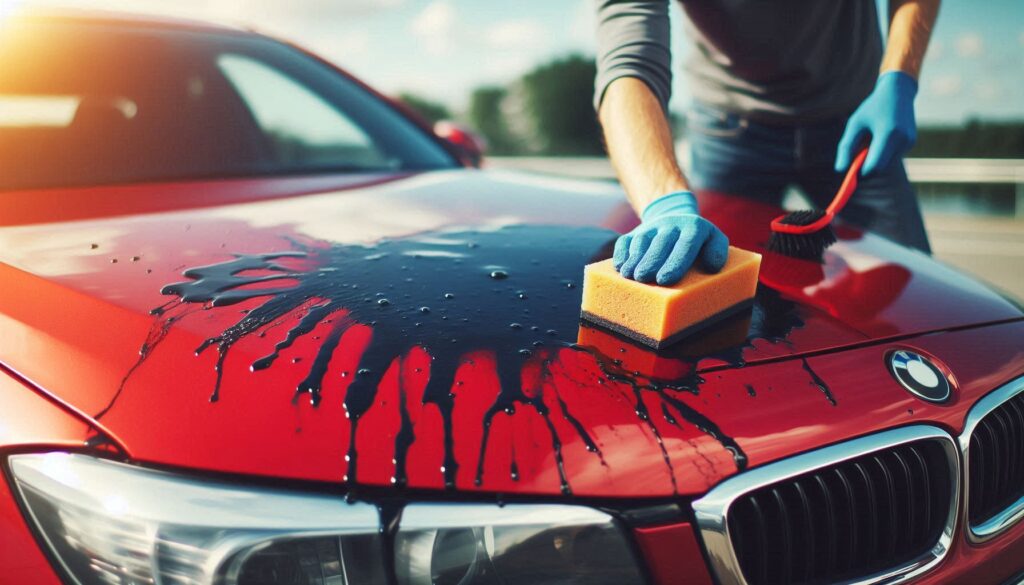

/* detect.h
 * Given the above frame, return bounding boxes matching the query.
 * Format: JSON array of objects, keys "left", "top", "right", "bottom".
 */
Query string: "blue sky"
[{"left": 10, "top": 0, "right": 1024, "bottom": 124}]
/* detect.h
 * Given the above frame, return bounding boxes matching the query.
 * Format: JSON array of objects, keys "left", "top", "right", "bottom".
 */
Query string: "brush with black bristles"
[{"left": 767, "top": 147, "right": 868, "bottom": 261}]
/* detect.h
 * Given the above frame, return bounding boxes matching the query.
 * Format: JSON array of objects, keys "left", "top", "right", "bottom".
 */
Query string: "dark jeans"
[{"left": 686, "top": 102, "right": 931, "bottom": 254}]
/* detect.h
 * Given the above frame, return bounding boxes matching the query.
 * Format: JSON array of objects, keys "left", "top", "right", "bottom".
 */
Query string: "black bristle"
[
  {"left": 777, "top": 209, "right": 827, "bottom": 227},
  {"left": 767, "top": 210, "right": 837, "bottom": 261}
]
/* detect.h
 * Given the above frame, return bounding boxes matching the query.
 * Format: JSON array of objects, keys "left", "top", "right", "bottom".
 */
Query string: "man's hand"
[
  {"left": 835, "top": 71, "right": 918, "bottom": 176},
  {"left": 836, "top": 0, "right": 938, "bottom": 175},
  {"left": 614, "top": 191, "right": 729, "bottom": 286}
]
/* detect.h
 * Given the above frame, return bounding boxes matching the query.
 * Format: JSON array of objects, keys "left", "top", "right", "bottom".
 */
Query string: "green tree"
[
  {"left": 515, "top": 54, "right": 603, "bottom": 155},
  {"left": 912, "top": 120, "right": 1024, "bottom": 158},
  {"left": 468, "top": 86, "right": 518, "bottom": 155},
  {"left": 396, "top": 92, "right": 451, "bottom": 125}
]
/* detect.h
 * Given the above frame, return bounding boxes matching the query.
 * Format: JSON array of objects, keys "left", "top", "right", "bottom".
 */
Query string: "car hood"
[{"left": 1, "top": 169, "right": 1020, "bottom": 498}]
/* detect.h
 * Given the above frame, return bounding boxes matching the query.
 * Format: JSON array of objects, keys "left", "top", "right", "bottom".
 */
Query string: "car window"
[
  {"left": 0, "top": 95, "right": 81, "bottom": 127},
  {"left": 0, "top": 20, "right": 456, "bottom": 191},
  {"left": 217, "top": 53, "right": 392, "bottom": 171}
]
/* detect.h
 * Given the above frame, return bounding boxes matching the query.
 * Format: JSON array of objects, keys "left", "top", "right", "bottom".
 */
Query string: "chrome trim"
[
  {"left": 400, "top": 502, "right": 615, "bottom": 529},
  {"left": 959, "top": 375, "right": 1024, "bottom": 543},
  {"left": 692, "top": 426, "right": 960, "bottom": 585}
]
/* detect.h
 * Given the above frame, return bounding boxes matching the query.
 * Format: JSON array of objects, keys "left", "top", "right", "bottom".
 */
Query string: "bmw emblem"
[{"left": 886, "top": 350, "right": 952, "bottom": 403}]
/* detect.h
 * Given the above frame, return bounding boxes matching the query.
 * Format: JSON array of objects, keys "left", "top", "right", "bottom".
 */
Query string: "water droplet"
[
  {"left": 130, "top": 256, "right": 141, "bottom": 262},
  {"left": 377, "top": 298, "right": 390, "bottom": 306},
  {"left": 90, "top": 243, "right": 99, "bottom": 249},
  {"left": 419, "top": 306, "right": 431, "bottom": 314},
  {"left": 341, "top": 371, "right": 349, "bottom": 378},
  {"left": 443, "top": 293, "right": 455, "bottom": 299},
  {"left": 517, "top": 292, "right": 528, "bottom": 299},
  {"left": 357, "top": 368, "right": 371, "bottom": 375},
  {"left": 546, "top": 329, "right": 558, "bottom": 336},
  {"left": 110, "top": 258, "right": 118, "bottom": 264},
  {"left": 489, "top": 270, "right": 508, "bottom": 280},
  {"left": 518, "top": 349, "right": 532, "bottom": 357},
  {"left": 146, "top": 269, "right": 153, "bottom": 274}
]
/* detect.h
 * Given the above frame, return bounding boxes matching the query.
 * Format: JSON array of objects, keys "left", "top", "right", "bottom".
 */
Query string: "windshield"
[{"left": 0, "top": 18, "right": 457, "bottom": 191}]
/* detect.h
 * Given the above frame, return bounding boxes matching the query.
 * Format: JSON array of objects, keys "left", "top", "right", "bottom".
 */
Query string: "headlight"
[{"left": 7, "top": 453, "right": 645, "bottom": 585}]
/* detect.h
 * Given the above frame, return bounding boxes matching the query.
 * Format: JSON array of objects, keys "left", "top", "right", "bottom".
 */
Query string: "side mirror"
[{"left": 434, "top": 120, "right": 486, "bottom": 168}]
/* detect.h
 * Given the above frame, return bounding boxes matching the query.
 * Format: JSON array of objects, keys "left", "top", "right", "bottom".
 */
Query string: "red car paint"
[
  {"left": 633, "top": 523, "right": 715, "bottom": 585},
  {"left": 2, "top": 170, "right": 1021, "bottom": 495},
  {"left": 0, "top": 373, "right": 96, "bottom": 585},
  {"left": 3, "top": 13, "right": 1024, "bottom": 585}
]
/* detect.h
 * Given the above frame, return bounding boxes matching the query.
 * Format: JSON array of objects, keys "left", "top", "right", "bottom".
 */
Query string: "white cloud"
[
  {"left": 21, "top": 0, "right": 403, "bottom": 34},
  {"left": 1, "top": 0, "right": 27, "bottom": 20},
  {"left": 929, "top": 73, "right": 962, "bottom": 97},
  {"left": 954, "top": 32, "right": 984, "bottom": 58},
  {"left": 569, "top": 0, "right": 596, "bottom": 50},
  {"left": 975, "top": 80, "right": 1001, "bottom": 101},
  {"left": 486, "top": 54, "right": 534, "bottom": 80},
  {"left": 410, "top": 0, "right": 455, "bottom": 56},
  {"left": 312, "top": 29, "right": 372, "bottom": 62},
  {"left": 486, "top": 19, "right": 546, "bottom": 49}
]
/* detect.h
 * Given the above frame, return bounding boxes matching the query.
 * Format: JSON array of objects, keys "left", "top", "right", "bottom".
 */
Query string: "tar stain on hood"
[{"left": 103, "top": 224, "right": 814, "bottom": 494}]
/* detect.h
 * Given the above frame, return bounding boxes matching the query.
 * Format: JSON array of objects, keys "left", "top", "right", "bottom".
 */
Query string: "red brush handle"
[
  {"left": 769, "top": 147, "right": 869, "bottom": 235},
  {"left": 827, "top": 147, "right": 868, "bottom": 215}
]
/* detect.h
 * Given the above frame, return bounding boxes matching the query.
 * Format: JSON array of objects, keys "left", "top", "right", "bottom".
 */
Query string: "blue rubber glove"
[
  {"left": 835, "top": 71, "right": 918, "bottom": 176},
  {"left": 613, "top": 191, "right": 729, "bottom": 286}
]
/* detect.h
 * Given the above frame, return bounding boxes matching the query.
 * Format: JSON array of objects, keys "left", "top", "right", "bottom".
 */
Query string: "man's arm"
[
  {"left": 593, "top": 0, "right": 684, "bottom": 215},
  {"left": 835, "top": 0, "right": 940, "bottom": 174},
  {"left": 600, "top": 78, "right": 688, "bottom": 214},
  {"left": 593, "top": 0, "right": 728, "bottom": 285},
  {"left": 881, "top": 0, "right": 940, "bottom": 78}
]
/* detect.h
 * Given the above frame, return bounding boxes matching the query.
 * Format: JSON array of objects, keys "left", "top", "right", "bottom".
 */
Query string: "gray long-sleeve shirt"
[{"left": 594, "top": 0, "right": 883, "bottom": 123}]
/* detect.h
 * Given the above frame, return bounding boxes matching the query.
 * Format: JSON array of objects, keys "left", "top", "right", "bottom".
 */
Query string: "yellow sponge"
[{"left": 580, "top": 247, "right": 762, "bottom": 349}]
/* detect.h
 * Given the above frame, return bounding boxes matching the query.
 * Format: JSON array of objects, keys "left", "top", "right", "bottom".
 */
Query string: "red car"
[{"left": 2, "top": 11, "right": 1024, "bottom": 585}]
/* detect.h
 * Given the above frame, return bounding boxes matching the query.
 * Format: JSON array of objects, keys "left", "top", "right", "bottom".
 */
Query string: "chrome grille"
[
  {"left": 728, "top": 441, "right": 950, "bottom": 585},
  {"left": 962, "top": 377, "right": 1024, "bottom": 542},
  {"left": 968, "top": 391, "right": 1024, "bottom": 526},
  {"left": 694, "top": 427, "right": 959, "bottom": 585}
]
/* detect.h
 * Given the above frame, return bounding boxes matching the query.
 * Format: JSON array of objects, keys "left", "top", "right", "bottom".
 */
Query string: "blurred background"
[{"left": 2, "top": 0, "right": 1022, "bottom": 296}]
